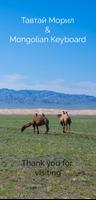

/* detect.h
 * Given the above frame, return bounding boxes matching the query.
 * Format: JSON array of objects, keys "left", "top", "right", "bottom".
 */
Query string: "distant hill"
[{"left": 0, "top": 88, "right": 96, "bottom": 108}]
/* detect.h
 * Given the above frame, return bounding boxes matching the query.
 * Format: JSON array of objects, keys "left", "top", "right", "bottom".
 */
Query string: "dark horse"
[{"left": 21, "top": 113, "right": 49, "bottom": 134}]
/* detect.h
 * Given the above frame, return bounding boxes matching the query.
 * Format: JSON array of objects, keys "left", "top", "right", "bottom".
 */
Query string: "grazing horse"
[
  {"left": 57, "top": 111, "right": 72, "bottom": 133},
  {"left": 21, "top": 113, "right": 49, "bottom": 134}
]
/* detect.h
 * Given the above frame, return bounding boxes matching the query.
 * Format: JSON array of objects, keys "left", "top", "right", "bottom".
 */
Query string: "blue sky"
[{"left": 0, "top": 0, "right": 96, "bottom": 95}]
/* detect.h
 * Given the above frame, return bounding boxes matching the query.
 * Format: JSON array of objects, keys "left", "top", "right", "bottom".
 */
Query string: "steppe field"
[{"left": 0, "top": 112, "right": 96, "bottom": 199}]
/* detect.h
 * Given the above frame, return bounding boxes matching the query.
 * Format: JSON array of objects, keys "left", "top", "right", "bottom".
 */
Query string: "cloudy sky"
[{"left": 0, "top": 0, "right": 96, "bottom": 96}]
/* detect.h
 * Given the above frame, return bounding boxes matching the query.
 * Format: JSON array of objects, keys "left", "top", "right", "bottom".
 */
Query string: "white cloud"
[
  {"left": 69, "top": 81, "right": 96, "bottom": 96},
  {"left": 3, "top": 74, "right": 26, "bottom": 81},
  {"left": 0, "top": 74, "right": 27, "bottom": 89}
]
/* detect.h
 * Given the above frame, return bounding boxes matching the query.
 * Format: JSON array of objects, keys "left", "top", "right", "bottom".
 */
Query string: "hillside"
[{"left": 0, "top": 88, "right": 96, "bottom": 108}]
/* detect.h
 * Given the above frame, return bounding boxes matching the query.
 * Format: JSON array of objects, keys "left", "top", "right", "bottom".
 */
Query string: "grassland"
[{"left": 0, "top": 115, "right": 96, "bottom": 199}]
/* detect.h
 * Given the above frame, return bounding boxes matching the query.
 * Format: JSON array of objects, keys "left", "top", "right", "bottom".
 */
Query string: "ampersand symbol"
[{"left": 45, "top": 26, "right": 51, "bottom": 33}]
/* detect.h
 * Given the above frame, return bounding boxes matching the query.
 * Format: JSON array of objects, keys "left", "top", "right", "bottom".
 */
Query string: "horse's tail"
[{"left": 21, "top": 122, "right": 33, "bottom": 132}]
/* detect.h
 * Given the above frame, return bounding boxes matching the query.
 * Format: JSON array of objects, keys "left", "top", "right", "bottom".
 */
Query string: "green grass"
[{"left": 0, "top": 115, "right": 96, "bottom": 199}]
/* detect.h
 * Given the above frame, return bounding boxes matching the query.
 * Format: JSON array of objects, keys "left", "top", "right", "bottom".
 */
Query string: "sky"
[{"left": 0, "top": 0, "right": 96, "bottom": 96}]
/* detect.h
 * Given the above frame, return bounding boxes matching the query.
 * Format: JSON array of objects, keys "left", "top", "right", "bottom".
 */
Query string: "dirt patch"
[{"left": 0, "top": 109, "right": 96, "bottom": 115}]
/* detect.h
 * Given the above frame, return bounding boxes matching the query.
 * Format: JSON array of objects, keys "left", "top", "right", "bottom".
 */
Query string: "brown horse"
[
  {"left": 21, "top": 113, "right": 49, "bottom": 134},
  {"left": 57, "top": 111, "right": 72, "bottom": 133}
]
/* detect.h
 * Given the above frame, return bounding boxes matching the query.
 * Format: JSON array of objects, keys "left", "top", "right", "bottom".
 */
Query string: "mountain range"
[{"left": 0, "top": 88, "right": 96, "bottom": 108}]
